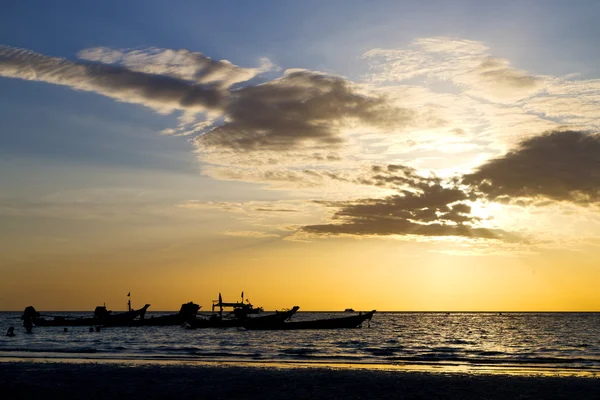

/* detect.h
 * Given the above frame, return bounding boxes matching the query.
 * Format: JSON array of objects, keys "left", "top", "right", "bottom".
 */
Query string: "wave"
[
  {"left": 280, "top": 348, "right": 319, "bottom": 356},
  {"left": 387, "top": 355, "right": 600, "bottom": 366},
  {"left": 0, "top": 347, "right": 98, "bottom": 354}
]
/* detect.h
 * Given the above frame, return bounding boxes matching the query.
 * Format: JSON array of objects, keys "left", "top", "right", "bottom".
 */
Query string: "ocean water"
[{"left": 1, "top": 312, "right": 599, "bottom": 374}]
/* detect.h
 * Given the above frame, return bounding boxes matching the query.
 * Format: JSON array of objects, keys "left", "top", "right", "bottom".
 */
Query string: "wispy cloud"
[
  {"left": 362, "top": 37, "right": 545, "bottom": 103},
  {"left": 222, "top": 231, "right": 281, "bottom": 238},
  {"left": 78, "top": 47, "right": 272, "bottom": 88},
  {"left": 0, "top": 45, "right": 228, "bottom": 114}
]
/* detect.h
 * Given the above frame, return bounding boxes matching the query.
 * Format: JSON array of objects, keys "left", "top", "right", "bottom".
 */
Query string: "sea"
[{"left": 1, "top": 311, "right": 599, "bottom": 375}]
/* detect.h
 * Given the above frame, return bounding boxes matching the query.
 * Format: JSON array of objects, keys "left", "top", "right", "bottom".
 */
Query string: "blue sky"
[{"left": 2, "top": 0, "right": 599, "bottom": 186}]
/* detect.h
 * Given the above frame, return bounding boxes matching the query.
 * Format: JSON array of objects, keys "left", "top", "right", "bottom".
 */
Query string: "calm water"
[{"left": 1, "top": 312, "right": 599, "bottom": 374}]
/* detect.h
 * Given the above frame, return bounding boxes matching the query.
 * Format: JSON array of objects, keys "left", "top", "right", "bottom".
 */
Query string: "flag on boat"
[
  {"left": 241, "top": 291, "right": 244, "bottom": 300},
  {"left": 127, "top": 292, "right": 130, "bottom": 297}
]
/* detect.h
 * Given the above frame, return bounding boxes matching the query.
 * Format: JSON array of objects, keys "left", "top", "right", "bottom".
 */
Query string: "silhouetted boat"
[
  {"left": 131, "top": 302, "right": 200, "bottom": 326},
  {"left": 185, "top": 292, "right": 270, "bottom": 329},
  {"left": 243, "top": 310, "right": 376, "bottom": 330},
  {"left": 212, "top": 292, "right": 263, "bottom": 318},
  {"left": 344, "top": 308, "right": 355, "bottom": 312},
  {"left": 23, "top": 304, "right": 151, "bottom": 327},
  {"left": 186, "top": 306, "right": 299, "bottom": 329}
]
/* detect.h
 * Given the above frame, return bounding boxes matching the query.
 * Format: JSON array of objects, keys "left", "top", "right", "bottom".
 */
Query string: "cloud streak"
[
  {"left": 77, "top": 47, "right": 272, "bottom": 88},
  {"left": 0, "top": 45, "right": 227, "bottom": 114}
]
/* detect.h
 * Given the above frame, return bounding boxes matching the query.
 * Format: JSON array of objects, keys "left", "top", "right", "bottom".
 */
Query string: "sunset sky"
[{"left": 1, "top": 1, "right": 600, "bottom": 311}]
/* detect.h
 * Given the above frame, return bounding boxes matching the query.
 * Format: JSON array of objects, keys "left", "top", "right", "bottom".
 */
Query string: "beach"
[{"left": 1, "top": 360, "right": 599, "bottom": 399}]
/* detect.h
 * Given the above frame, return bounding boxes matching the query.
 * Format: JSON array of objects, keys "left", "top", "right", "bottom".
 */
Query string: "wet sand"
[{"left": 1, "top": 360, "right": 599, "bottom": 399}]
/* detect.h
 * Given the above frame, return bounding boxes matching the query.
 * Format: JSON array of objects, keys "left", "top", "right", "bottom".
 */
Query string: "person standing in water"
[{"left": 21, "top": 306, "right": 39, "bottom": 333}]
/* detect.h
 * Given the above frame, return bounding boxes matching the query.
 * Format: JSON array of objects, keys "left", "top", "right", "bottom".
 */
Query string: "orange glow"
[{"left": 2, "top": 236, "right": 600, "bottom": 312}]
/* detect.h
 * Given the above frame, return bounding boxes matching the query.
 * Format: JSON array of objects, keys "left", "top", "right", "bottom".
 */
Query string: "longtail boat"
[
  {"left": 131, "top": 302, "right": 200, "bottom": 326},
  {"left": 186, "top": 306, "right": 299, "bottom": 329},
  {"left": 23, "top": 304, "right": 151, "bottom": 327},
  {"left": 212, "top": 292, "right": 263, "bottom": 318},
  {"left": 243, "top": 310, "right": 376, "bottom": 330}
]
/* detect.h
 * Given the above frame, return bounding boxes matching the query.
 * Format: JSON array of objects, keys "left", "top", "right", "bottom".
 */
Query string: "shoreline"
[
  {"left": 1, "top": 360, "right": 599, "bottom": 400},
  {"left": 1, "top": 355, "right": 599, "bottom": 378}
]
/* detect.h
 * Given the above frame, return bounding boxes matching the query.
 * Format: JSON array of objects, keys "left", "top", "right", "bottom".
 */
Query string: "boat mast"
[{"left": 219, "top": 292, "right": 223, "bottom": 318}]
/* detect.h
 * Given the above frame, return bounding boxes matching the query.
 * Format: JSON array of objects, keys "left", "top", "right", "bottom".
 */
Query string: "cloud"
[
  {"left": 222, "top": 231, "right": 281, "bottom": 238},
  {"left": 0, "top": 45, "right": 227, "bottom": 114},
  {"left": 194, "top": 69, "right": 414, "bottom": 152},
  {"left": 357, "top": 164, "right": 442, "bottom": 190},
  {"left": 299, "top": 128, "right": 600, "bottom": 242},
  {"left": 179, "top": 200, "right": 328, "bottom": 239},
  {"left": 473, "top": 56, "right": 541, "bottom": 95},
  {"left": 362, "top": 37, "right": 545, "bottom": 103},
  {"left": 523, "top": 78, "right": 600, "bottom": 130},
  {"left": 77, "top": 46, "right": 272, "bottom": 88},
  {"left": 178, "top": 200, "right": 304, "bottom": 214},
  {"left": 1, "top": 45, "right": 413, "bottom": 158},
  {"left": 463, "top": 130, "right": 600, "bottom": 204},
  {"left": 300, "top": 164, "right": 516, "bottom": 241}
]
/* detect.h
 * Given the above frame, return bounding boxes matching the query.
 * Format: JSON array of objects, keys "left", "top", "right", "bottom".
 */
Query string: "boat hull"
[
  {"left": 187, "top": 306, "right": 299, "bottom": 329},
  {"left": 244, "top": 310, "right": 376, "bottom": 330},
  {"left": 32, "top": 317, "right": 96, "bottom": 327},
  {"left": 32, "top": 305, "right": 151, "bottom": 327},
  {"left": 131, "top": 315, "right": 191, "bottom": 327}
]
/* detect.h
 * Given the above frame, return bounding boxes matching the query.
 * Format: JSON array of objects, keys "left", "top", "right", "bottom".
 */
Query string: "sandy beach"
[{"left": 1, "top": 360, "right": 599, "bottom": 399}]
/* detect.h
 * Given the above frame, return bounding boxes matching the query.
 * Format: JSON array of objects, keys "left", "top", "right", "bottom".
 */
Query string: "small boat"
[
  {"left": 186, "top": 306, "right": 299, "bottom": 329},
  {"left": 23, "top": 303, "right": 151, "bottom": 327},
  {"left": 131, "top": 302, "right": 200, "bottom": 326},
  {"left": 212, "top": 292, "right": 263, "bottom": 318},
  {"left": 186, "top": 291, "right": 267, "bottom": 329},
  {"left": 243, "top": 310, "right": 376, "bottom": 330},
  {"left": 241, "top": 306, "right": 300, "bottom": 329},
  {"left": 97, "top": 304, "right": 151, "bottom": 327},
  {"left": 23, "top": 306, "right": 93, "bottom": 327}
]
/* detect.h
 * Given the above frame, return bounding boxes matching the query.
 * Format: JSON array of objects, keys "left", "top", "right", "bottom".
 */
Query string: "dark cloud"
[
  {"left": 463, "top": 130, "right": 600, "bottom": 204},
  {"left": 0, "top": 45, "right": 227, "bottom": 113},
  {"left": 196, "top": 70, "right": 414, "bottom": 151},
  {"left": 302, "top": 165, "right": 514, "bottom": 241}
]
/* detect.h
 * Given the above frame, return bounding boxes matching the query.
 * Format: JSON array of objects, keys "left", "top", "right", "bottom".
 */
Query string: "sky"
[{"left": 1, "top": 1, "right": 600, "bottom": 311}]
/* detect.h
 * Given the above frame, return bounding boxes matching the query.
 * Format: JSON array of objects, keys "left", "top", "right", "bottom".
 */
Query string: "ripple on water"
[
  {"left": 363, "top": 347, "right": 397, "bottom": 356},
  {"left": 280, "top": 348, "right": 320, "bottom": 357},
  {"left": 2, "top": 312, "right": 599, "bottom": 373}
]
